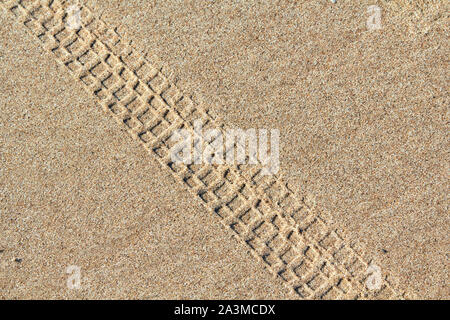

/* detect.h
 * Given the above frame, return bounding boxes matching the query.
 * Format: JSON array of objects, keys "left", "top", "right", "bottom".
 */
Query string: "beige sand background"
[
  {"left": 1, "top": 0, "right": 449, "bottom": 299},
  {"left": 87, "top": 0, "right": 449, "bottom": 299},
  {"left": 0, "top": 8, "right": 294, "bottom": 299}
]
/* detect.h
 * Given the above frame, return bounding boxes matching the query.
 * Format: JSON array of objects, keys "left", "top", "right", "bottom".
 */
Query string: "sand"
[{"left": 0, "top": 0, "right": 448, "bottom": 299}]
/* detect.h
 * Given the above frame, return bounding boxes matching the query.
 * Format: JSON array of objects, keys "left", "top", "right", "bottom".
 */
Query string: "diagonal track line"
[{"left": 0, "top": 0, "right": 414, "bottom": 299}]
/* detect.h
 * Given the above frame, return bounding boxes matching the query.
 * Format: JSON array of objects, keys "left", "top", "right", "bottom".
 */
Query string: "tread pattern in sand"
[{"left": 1, "top": 0, "right": 411, "bottom": 299}]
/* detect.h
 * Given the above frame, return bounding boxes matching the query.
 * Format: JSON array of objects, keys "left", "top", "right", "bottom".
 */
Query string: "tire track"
[{"left": 0, "top": 0, "right": 411, "bottom": 299}]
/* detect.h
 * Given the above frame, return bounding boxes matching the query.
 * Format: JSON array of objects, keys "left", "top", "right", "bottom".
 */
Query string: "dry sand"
[
  {"left": 0, "top": 0, "right": 448, "bottom": 299},
  {"left": 0, "top": 2, "right": 294, "bottom": 299}
]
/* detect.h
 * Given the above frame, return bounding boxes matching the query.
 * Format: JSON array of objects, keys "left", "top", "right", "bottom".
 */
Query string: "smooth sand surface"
[
  {"left": 90, "top": 0, "right": 449, "bottom": 299},
  {"left": 1, "top": 0, "right": 448, "bottom": 299},
  {"left": 0, "top": 9, "right": 294, "bottom": 299}
]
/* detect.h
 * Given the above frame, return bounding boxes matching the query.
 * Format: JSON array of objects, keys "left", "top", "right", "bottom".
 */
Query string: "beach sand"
[{"left": 0, "top": 0, "right": 448, "bottom": 299}]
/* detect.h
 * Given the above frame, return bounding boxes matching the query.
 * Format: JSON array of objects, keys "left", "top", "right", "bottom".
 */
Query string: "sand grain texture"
[
  {"left": 0, "top": 0, "right": 448, "bottom": 299},
  {"left": 0, "top": 2, "right": 294, "bottom": 299}
]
